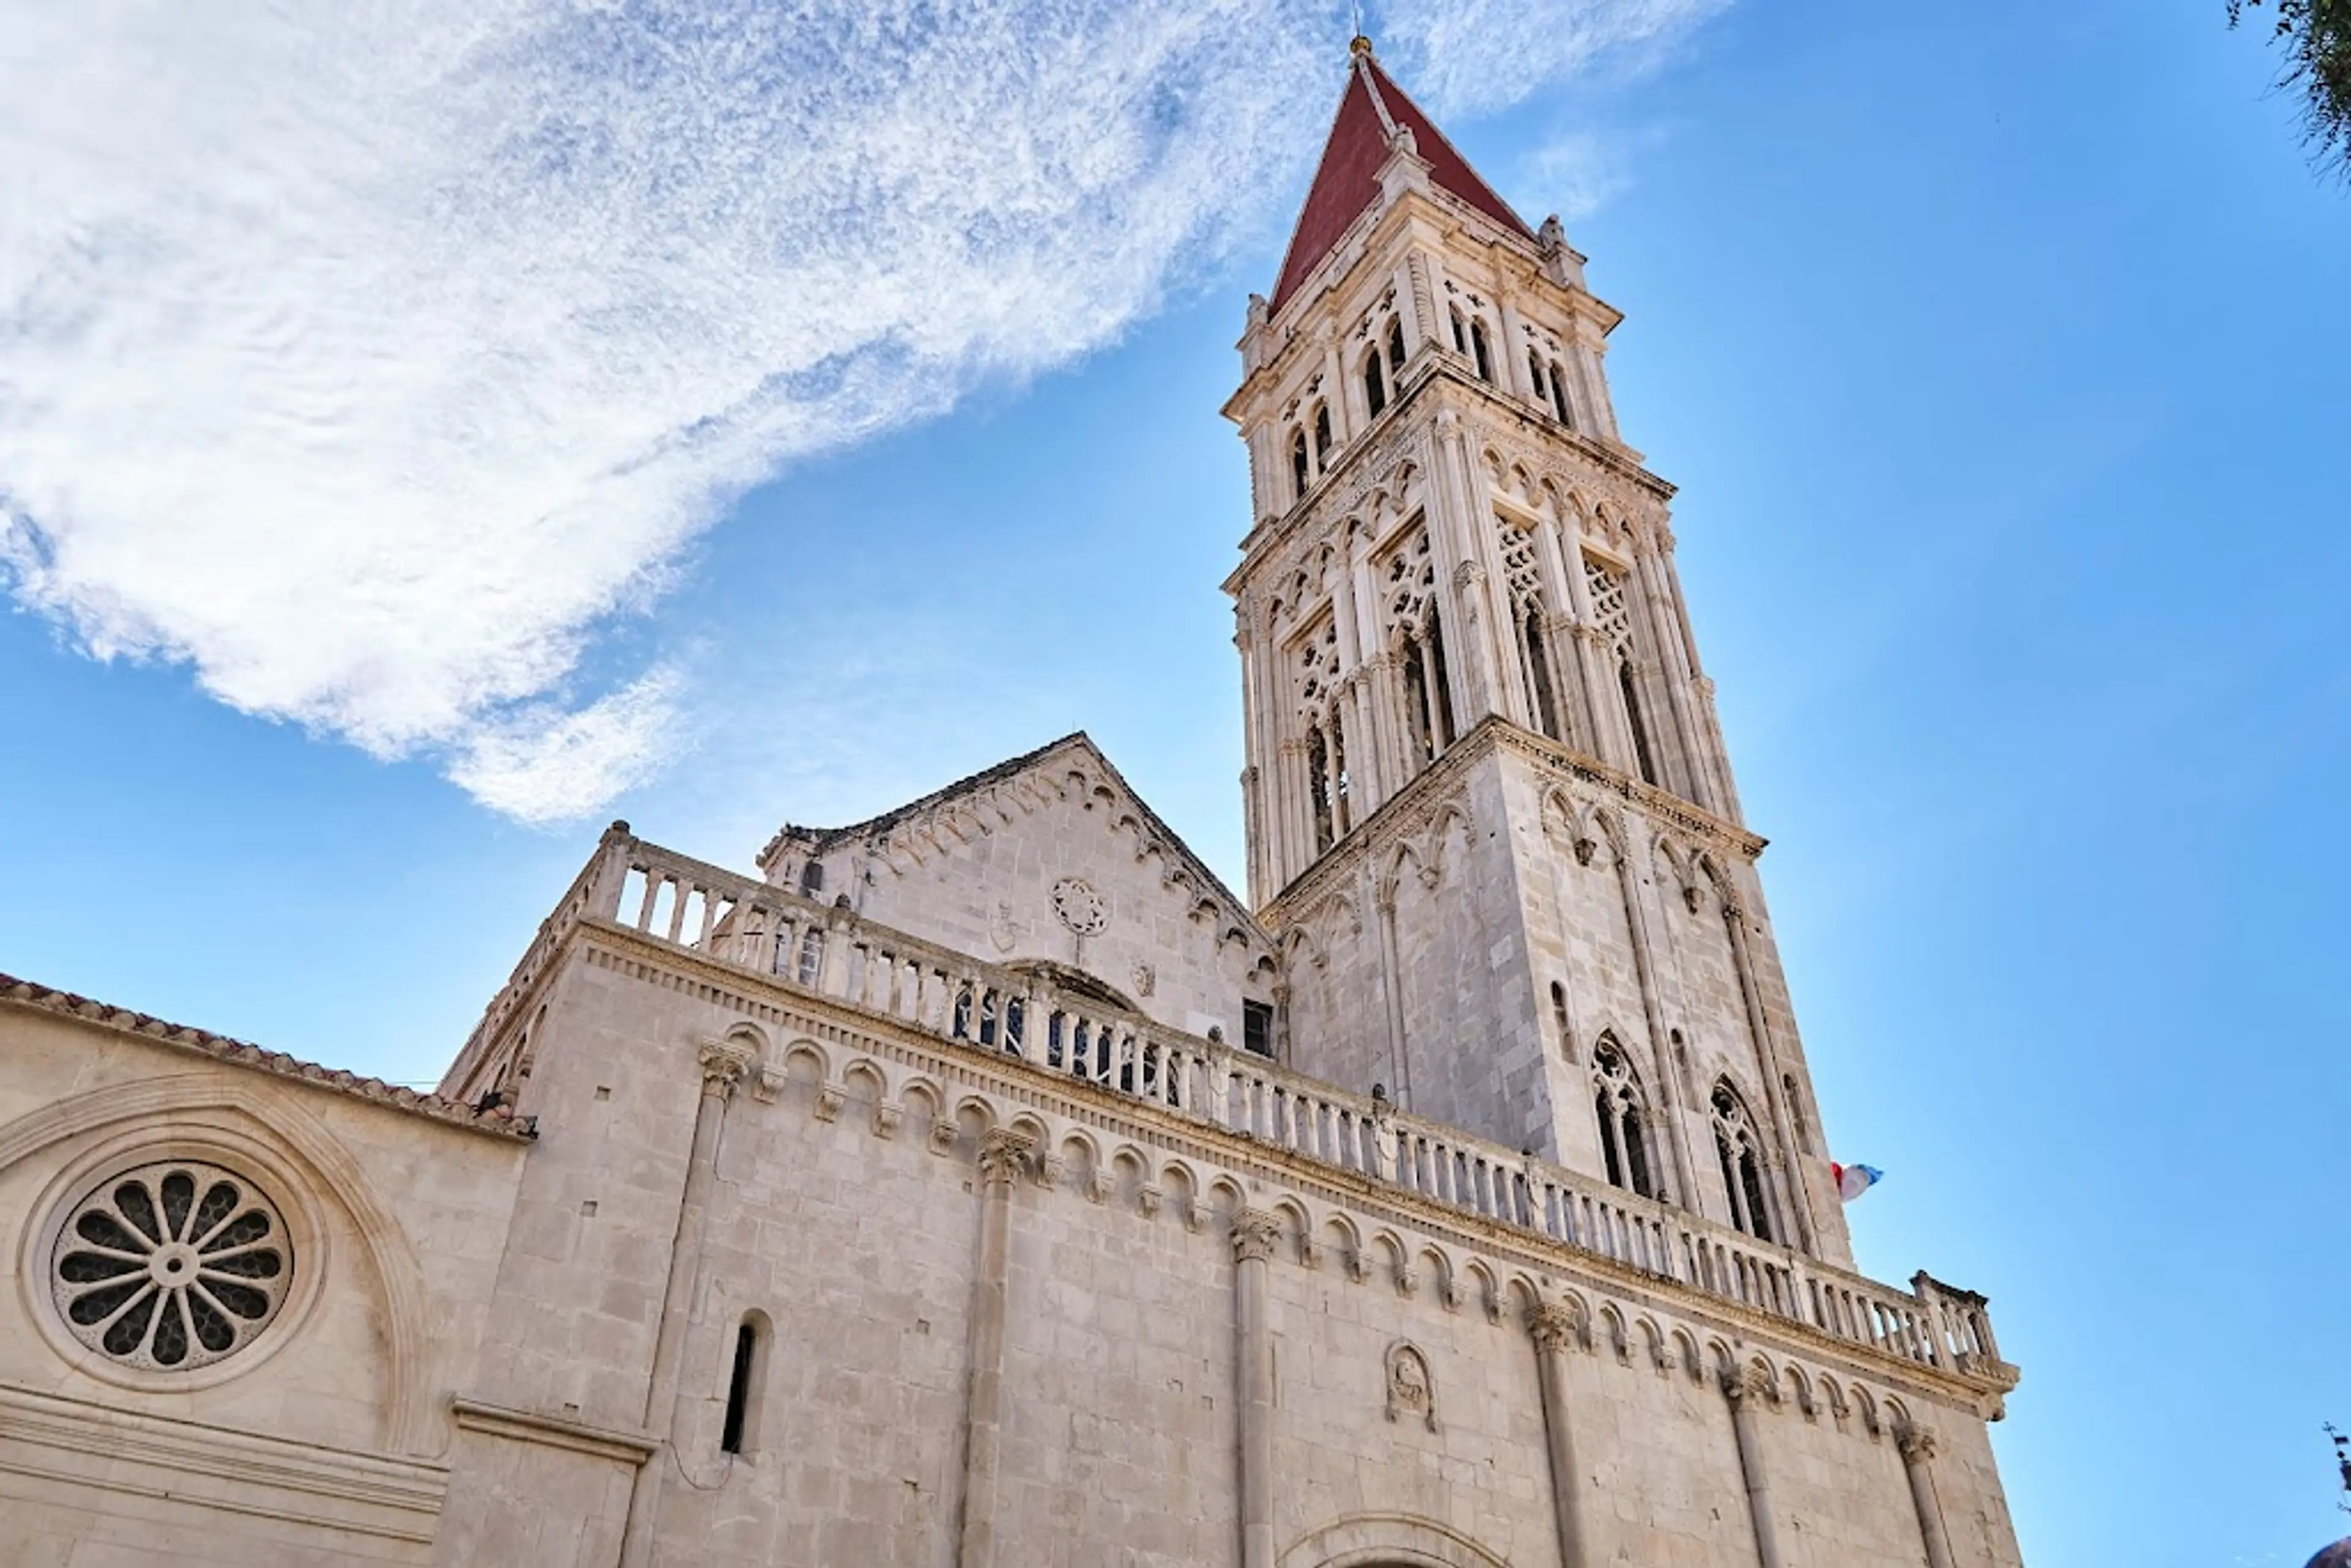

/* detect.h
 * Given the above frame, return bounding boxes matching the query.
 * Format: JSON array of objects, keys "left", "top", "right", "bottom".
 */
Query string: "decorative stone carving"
[
  {"left": 988, "top": 901, "right": 1022, "bottom": 955},
  {"left": 1342, "top": 1247, "right": 1370, "bottom": 1284},
  {"left": 813, "top": 1084, "right": 846, "bottom": 1123},
  {"left": 1130, "top": 962, "right": 1157, "bottom": 999},
  {"left": 1896, "top": 1422, "right": 1937, "bottom": 1463},
  {"left": 697, "top": 1038, "right": 757, "bottom": 1095},
  {"left": 1384, "top": 1341, "right": 1438, "bottom": 1431},
  {"left": 1136, "top": 1184, "right": 1164, "bottom": 1220},
  {"left": 51, "top": 1161, "right": 291, "bottom": 1372},
  {"left": 1231, "top": 1209, "right": 1282, "bottom": 1264},
  {"left": 976, "top": 1130, "right": 1033, "bottom": 1189},
  {"left": 1526, "top": 1301, "right": 1581, "bottom": 1354},
  {"left": 1050, "top": 877, "right": 1108, "bottom": 936},
  {"left": 871, "top": 1103, "right": 902, "bottom": 1141},
  {"left": 928, "top": 1117, "right": 959, "bottom": 1157}
]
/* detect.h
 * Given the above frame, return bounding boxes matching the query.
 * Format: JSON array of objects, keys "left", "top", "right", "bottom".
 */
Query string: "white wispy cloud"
[{"left": 0, "top": 0, "right": 1727, "bottom": 823}]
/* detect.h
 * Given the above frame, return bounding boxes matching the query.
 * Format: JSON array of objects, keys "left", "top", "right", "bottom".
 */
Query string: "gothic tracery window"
[
  {"left": 1711, "top": 1081, "right": 1775, "bottom": 1243},
  {"left": 1384, "top": 528, "right": 1453, "bottom": 764},
  {"left": 1499, "top": 516, "right": 1562, "bottom": 741},
  {"left": 1583, "top": 552, "right": 1659, "bottom": 786},
  {"left": 1297, "top": 616, "right": 1349, "bottom": 853},
  {"left": 1591, "top": 1040, "right": 1659, "bottom": 1200}
]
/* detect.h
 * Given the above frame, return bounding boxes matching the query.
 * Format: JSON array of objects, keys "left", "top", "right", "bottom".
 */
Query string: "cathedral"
[{"left": 0, "top": 40, "right": 2023, "bottom": 1567}]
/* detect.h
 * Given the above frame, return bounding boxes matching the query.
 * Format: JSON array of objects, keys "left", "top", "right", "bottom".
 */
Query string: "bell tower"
[{"left": 1226, "top": 38, "right": 1852, "bottom": 1266}]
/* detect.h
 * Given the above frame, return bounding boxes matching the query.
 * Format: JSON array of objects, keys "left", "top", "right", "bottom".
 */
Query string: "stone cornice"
[
  {"left": 561, "top": 912, "right": 2017, "bottom": 1414},
  {"left": 449, "top": 1397, "right": 658, "bottom": 1466},
  {"left": 1261, "top": 717, "right": 1763, "bottom": 929},
  {"left": 0, "top": 973, "right": 533, "bottom": 1141}
]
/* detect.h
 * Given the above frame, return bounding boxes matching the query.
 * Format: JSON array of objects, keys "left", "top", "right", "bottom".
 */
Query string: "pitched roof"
[
  {"left": 1269, "top": 43, "right": 1535, "bottom": 313},
  {"left": 0, "top": 972, "right": 534, "bottom": 1139}
]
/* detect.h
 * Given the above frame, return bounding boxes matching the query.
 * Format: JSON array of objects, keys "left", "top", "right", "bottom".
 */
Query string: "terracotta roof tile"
[{"left": 1269, "top": 48, "right": 1533, "bottom": 313}]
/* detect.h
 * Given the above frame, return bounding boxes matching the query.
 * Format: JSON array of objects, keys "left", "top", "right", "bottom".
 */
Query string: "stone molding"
[
  {"left": 449, "top": 1396, "right": 658, "bottom": 1466},
  {"left": 1231, "top": 1208, "right": 1283, "bottom": 1264},
  {"left": 0, "top": 1379, "right": 449, "bottom": 1545}
]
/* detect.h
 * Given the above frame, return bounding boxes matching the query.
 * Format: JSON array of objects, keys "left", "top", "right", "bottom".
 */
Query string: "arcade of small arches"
[{"left": 703, "top": 1022, "right": 1946, "bottom": 1465}]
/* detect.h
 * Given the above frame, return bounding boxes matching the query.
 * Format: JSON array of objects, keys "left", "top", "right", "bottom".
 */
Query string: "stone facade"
[{"left": 0, "top": 39, "right": 2023, "bottom": 1568}]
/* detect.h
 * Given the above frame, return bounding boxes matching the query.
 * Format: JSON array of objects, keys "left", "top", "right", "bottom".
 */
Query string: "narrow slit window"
[
  {"left": 1363, "top": 351, "right": 1387, "bottom": 418},
  {"left": 1469, "top": 319, "right": 1493, "bottom": 382},
  {"left": 1291, "top": 429, "right": 1310, "bottom": 500},
  {"left": 1387, "top": 317, "right": 1406, "bottom": 372},
  {"left": 1619, "top": 661, "right": 1659, "bottom": 786},
  {"left": 721, "top": 1316, "right": 765, "bottom": 1455},
  {"left": 1313, "top": 403, "right": 1333, "bottom": 464},
  {"left": 1550, "top": 359, "right": 1573, "bottom": 426}
]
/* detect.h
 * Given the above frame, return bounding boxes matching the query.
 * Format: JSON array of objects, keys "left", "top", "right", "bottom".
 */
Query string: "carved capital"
[
  {"left": 928, "top": 1116, "right": 959, "bottom": 1157},
  {"left": 976, "top": 1130, "right": 1035, "bottom": 1189},
  {"left": 1896, "top": 1422, "right": 1937, "bottom": 1463},
  {"left": 1527, "top": 1301, "right": 1583, "bottom": 1353},
  {"left": 1719, "top": 1363, "right": 1774, "bottom": 1407},
  {"left": 1231, "top": 1208, "right": 1283, "bottom": 1264},
  {"left": 696, "top": 1038, "right": 757, "bottom": 1097}
]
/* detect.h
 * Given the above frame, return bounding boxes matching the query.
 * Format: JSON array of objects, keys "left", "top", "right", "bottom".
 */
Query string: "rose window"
[{"left": 51, "top": 1161, "right": 291, "bottom": 1371}]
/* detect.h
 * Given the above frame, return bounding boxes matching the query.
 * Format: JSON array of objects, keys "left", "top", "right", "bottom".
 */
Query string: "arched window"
[
  {"left": 1363, "top": 350, "right": 1388, "bottom": 418},
  {"left": 1290, "top": 427, "right": 1311, "bottom": 501},
  {"left": 798, "top": 858, "right": 824, "bottom": 896},
  {"left": 1330, "top": 711, "right": 1351, "bottom": 835},
  {"left": 720, "top": 1311, "right": 770, "bottom": 1455},
  {"left": 1523, "top": 607, "right": 1562, "bottom": 741},
  {"left": 1387, "top": 317, "right": 1406, "bottom": 372},
  {"left": 1528, "top": 350, "right": 1547, "bottom": 402},
  {"left": 1711, "top": 1082, "right": 1775, "bottom": 1242},
  {"left": 1619, "top": 660, "right": 1659, "bottom": 786},
  {"left": 1307, "top": 723, "right": 1336, "bottom": 854},
  {"left": 1468, "top": 318, "right": 1493, "bottom": 382},
  {"left": 1425, "top": 610, "right": 1457, "bottom": 747},
  {"left": 1592, "top": 1040, "right": 1658, "bottom": 1199},
  {"left": 1549, "top": 359, "right": 1574, "bottom": 427},
  {"left": 1313, "top": 403, "right": 1333, "bottom": 465},
  {"left": 1449, "top": 307, "right": 1468, "bottom": 354}
]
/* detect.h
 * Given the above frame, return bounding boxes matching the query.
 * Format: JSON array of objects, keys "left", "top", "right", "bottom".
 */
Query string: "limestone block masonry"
[{"left": 0, "top": 37, "right": 2023, "bottom": 1568}]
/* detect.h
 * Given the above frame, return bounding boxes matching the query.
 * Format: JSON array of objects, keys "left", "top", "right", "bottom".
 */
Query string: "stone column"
[
  {"left": 1527, "top": 1304, "right": 1591, "bottom": 1568},
  {"left": 1897, "top": 1422, "right": 1959, "bottom": 1568},
  {"left": 1721, "top": 1365, "right": 1784, "bottom": 1568},
  {"left": 956, "top": 1130, "right": 1034, "bottom": 1568},
  {"left": 618, "top": 1037, "right": 756, "bottom": 1568},
  {"left": 1231, "top": 1209, "right": 1283, "bottom": 1568}
]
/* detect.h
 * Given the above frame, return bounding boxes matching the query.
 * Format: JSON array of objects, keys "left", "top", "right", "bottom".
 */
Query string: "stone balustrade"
[{"left": 462, "top": 824, "right": 2014, "bottom": 1394}]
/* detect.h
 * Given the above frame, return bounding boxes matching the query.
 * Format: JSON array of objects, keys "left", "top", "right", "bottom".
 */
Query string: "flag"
[{"left": 1831, "top": 1162, "right": 1883, "bottom": 1202}]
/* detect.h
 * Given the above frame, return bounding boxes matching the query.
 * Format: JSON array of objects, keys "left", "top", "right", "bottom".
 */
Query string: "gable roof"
[
  {"left": 1269, "top": 42, "right": 1535, "bottom": 313},
  {"left": 758, "top": 732, "right": 1269, "bottom": 943}
]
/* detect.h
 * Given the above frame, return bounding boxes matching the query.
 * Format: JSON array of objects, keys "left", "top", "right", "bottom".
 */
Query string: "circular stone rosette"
[
  {"left": 50, "top": 1160, "right": 293, "bottom": 1371},
  {"left": 1051, "top": 876, "right": 1108, "bottom": 936}
]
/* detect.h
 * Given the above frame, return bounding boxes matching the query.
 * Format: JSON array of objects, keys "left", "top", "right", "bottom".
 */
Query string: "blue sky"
[{"left": 3, "top": 1, "right": 2346, "bottom": 1561}]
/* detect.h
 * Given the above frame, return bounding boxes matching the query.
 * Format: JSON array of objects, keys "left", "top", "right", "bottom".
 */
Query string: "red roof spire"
[{"left": 1267, "top": 40, "right": 1535, "bottom": 313}]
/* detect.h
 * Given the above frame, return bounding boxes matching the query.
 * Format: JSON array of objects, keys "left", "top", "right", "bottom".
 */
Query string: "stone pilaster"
[
  {"left": 1231, "top": 1208, "right": 1282, "bottom": 1568},
  {"left": 1721, "top": 1364, "right": 1783, "bottom": 1568},
  {"left": 1897, "top": 1420, "right": 1959, "bottom": 1568},
  {"left": 1527, "top": 1302, "right": 1591, "bottom": 1568},
  {"left": 956, "top": 1130, "right": 1035, "bottom": 1568},
  {"left": 618, "top": 1036, "right": 755, "bottom": 1568}
]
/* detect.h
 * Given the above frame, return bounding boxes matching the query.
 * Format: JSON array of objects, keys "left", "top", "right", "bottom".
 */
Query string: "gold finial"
[{"left": 1350, "top": 32, "right": 1374, "bottom": 58}]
